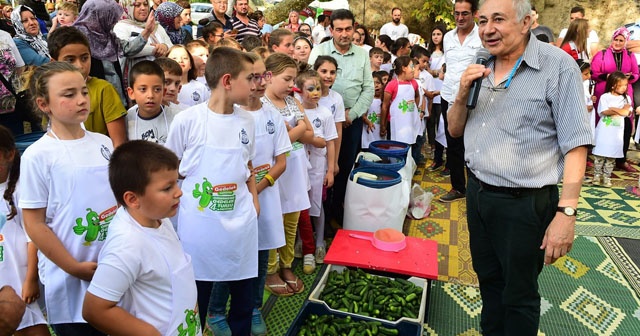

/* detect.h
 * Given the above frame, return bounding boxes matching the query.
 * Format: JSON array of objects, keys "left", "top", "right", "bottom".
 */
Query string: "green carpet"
[
  {"left": 425, "top": 236, "right": 640, "bottom": 335},
  {"left": 575, "top": 186, "right": 640, "bottom": 239}
]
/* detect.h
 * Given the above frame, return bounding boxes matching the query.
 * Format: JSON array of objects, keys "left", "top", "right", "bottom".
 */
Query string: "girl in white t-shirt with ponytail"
[{"left": 18, "top": 62, "right": 118, "bottom": 335}]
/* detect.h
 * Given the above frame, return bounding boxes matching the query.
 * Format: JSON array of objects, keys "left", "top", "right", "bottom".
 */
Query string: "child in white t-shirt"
[
  {"left": 297, "top": 69, "right": 337, "bottom": 270},
  {"left": 592, "top": 72, "right": 631, "bottom": 188},
  {"left": 126, "top": 61, "right": 178, "bottom": 144},
  {"left": 165, "top": 47, "right": 260, "bottom": 335},
  {"left": 83, "top": 141, "right": 200, "bottom": 336},
  {"left": 0, "top": 126, "right": 48, "bottom": 335},
  {"left": 155, "top": 57, "right": 190, "bottom": 114},
  {"left": 19, "top": 62, "right": 118, "bottom": 335},
  {"left": 314, "top": 56, "right": 345, "bottom": 176},
  {"left": 362, "top": 72, "right": 384, "bottom": 148},
  {"left": 168, "top": 45, "right": 210, "bottom": 106}
]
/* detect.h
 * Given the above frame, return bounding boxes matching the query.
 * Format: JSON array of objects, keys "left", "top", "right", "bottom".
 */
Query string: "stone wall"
[{"left": 534, "top": 0, "right": 640, "bottom": 49}]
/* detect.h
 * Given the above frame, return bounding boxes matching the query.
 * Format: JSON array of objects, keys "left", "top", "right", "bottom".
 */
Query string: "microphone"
[{"left": 466, "top": 48, "right": 491, "bottom": 109}]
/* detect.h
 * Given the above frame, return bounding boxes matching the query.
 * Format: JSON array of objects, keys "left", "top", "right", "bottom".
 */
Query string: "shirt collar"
[
  {"left": 521, "top": 32, "right": 540, "bottom": 71},
  {"left": 329, "top": 41, "right": 355, "bottom": 56}
]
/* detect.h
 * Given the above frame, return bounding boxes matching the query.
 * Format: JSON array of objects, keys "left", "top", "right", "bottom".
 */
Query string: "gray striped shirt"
[{"left": 465, "top": 34, "right": 592, "bottom": 188}]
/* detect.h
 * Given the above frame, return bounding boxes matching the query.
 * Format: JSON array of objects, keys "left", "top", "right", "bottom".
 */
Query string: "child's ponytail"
[{"left": 0, "top": 125, "right": 19, "bottom": 220}]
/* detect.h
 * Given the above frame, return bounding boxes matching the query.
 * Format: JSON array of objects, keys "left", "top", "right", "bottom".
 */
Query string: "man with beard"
[
  {"left": 308, "top": 9, "right": 374, "bottom": 227},
  {"left": 232, "top": 0, "right": 260, "bottom": 43},
  {"left": 379, "top": 7, "right": 408, "bottom": 41}
]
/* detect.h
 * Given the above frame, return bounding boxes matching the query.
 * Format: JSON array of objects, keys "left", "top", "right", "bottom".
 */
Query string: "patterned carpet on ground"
[
  {"left": 426, "top": 236, "right": 640, "bottom": 336},
  {"left": 261, "top": 149, "right": 640, "bottom": 335}
]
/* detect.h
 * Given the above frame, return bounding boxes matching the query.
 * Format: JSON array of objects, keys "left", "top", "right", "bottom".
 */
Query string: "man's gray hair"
[{"left": 479, "top": 0, "right": 532, "bottom": 22}]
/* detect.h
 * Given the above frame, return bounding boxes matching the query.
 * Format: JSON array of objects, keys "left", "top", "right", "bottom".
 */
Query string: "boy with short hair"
[
  {"left": 165, "top": 47, "right": 259, "bottom": 335},
  {"left": 48, "top": 26, "right": 128, "bottom": 147},
  {"left": 155, "top": 57, "right": 189, "bottom": 113},
  {"left": 126, "top": 60, "right": 179, "bottom": 144},
  {"left": 369, "top": 47, "right": 384, "bottom": 72},
  {"left": 83, "top": 140, "right": 200, "bottom": 336},
  {"left": 267, "top": 28, "right": 294, "bottom": 56}
]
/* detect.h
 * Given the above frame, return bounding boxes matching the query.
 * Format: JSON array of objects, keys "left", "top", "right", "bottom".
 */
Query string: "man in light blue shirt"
[{"left": 308, "top": 9, "right": 374, "bottom": 225}]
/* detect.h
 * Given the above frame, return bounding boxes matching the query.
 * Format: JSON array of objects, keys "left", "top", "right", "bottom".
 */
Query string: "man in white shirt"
[
  {"left": 439, "top": 0, "right": 482, "bottom": 203},
  {"left": 379, "top": 7, "right": 409, "bottom": 41},
  {"left": 312, "top": 15, "right": 330, "bottom": 45},
  {"left": 555, "top": 6, "right": 599, "bottom": 58}
]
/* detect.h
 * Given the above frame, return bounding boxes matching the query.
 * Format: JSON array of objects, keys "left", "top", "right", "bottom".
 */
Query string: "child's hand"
[
  {"left": 367, "top": 122, "right": 376, "bottom": 133},
  {"left": 21, "top": 278, "right": 40, "bottom": 304},
  {"left": 72, "top": 261, "right": 98, "bottom": 281},
  {"left": 591, "top": 95, "right": 597, "bottom": 103},
  {"left": 334, "top": 162, "right": 339, "bottom": 176},
  {"left": 636, "top": 106, "right": 640, "bottom": 115},
  {"left": 380, "top": 126, "right": 387, "bottom": 138},
  {"left": 623, "top": 104, "right": 631, "bottom": 111},
  {"left": 324, "top": 171, "right": 334, "bottom": 188}
]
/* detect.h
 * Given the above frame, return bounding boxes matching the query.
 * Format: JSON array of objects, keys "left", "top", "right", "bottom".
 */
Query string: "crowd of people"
[{"left": 0, "top": 0, "right": 638, "bottom": 335}]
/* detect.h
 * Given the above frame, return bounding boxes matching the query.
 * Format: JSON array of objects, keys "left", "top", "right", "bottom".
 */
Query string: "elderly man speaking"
[{"left": 447, "top": 0, "right": 592, "bottom": 334}]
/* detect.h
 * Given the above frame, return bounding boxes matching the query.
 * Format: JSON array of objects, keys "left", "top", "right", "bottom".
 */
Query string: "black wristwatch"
[{"left": 557, "top": 206, "right": 577, "bottom": 217}]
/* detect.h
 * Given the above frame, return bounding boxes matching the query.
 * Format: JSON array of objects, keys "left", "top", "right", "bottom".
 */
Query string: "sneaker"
[
  {"left": 302, "top": 254, "right": 316, "bottom": 274},
  {"left": 294, "top": 239, "right": 302, "bottom": 258},
  {"left": 439, "top": 189, "right": 465, "bottom": 203},
  {"left": 592, "top": 174, "right": 601, "bottom": 186},
  {"left": 251, "top": 308, "right": 267, "bottom": 336},
  {"left": 440, "top": 168, "right": 450, "bottom": 177},
  {"left": 315, "top": 245, "right": 326, "bottom": 264},
  {"left": 428, "top": 162, "right": 443, "bottom": 171},
  {"left": 208, "top": 314, "right": 232, "bottom": 336}
]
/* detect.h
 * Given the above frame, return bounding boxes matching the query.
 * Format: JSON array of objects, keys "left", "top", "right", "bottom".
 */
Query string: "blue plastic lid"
[
  {"left": 356, "top": 153, "right": 406, "bottom": 172},
  {"left": 349, "top": 167, "right": 402, "bottom": 189},
  {"left": 369, "top": 140, "right": 410, "bottom": 158}
]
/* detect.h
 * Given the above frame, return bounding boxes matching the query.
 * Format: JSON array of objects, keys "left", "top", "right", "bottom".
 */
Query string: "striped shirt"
[
  {"left": 464, "top": 34, "right": 592, "bottom": 188},
  {"left": 232, "top": 16, "right": 261, "bottom": 43}
]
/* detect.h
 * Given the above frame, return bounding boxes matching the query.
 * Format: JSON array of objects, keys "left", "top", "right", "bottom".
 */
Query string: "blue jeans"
[
  {"left": 200, "top": 278, "right": 255, "bottom": 336},
  {"left": 209, "top": 250, "right": 268, "bottom": 312}
]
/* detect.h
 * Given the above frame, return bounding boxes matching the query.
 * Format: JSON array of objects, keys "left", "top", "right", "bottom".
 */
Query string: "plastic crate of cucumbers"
[
  {"left": 309, "top": 265, "right": 427, "bottom": 326},
  {"left": 286, "top": 301, "right": 422, "bottom": 336}
]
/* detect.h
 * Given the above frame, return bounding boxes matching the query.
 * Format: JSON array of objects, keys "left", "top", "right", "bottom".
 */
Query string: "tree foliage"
[
  {"left": 264, "top": 0, "right": 314, "bottom": 26},
  {"left": 412, "top": 0, "right": 455, "bottom": 30}
]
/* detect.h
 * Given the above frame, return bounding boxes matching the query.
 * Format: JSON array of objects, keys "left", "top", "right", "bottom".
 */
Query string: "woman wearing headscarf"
[
  {"left": 74, "top": 0, "right": 139, "bottom": 107},
  {"left": 592, "top": 27, "right": 640, "bottom": 172},
  {"left": 155, "top": 1, "right": 191, "bottom": 46},
  {"left": 114, "top": 0, "right": 172, "bottom": 89},
  {"left": 11, "top": 5, "right": 49, "bottom": 66}
]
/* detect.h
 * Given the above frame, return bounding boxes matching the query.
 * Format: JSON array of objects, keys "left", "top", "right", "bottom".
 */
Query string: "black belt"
[{"left": 469, "top": 172, "right": 551, "bottom": 197}]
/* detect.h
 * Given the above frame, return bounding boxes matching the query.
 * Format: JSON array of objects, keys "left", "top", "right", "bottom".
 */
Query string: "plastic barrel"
[
  {"left": 356, "top": 152, "right": 406, "bottom": 172},
  {"left": 15, "top": 131, "right": 45, "bottom": 155},
  {"left": 349, "top": 167, "right": 401, "bottom": 189},
  {"left": 369, "top": 140, "right": 410, "bottom": 158}
]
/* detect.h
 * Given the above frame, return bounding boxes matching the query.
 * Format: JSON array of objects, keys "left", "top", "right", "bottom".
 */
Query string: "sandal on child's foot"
[
  {"left": 264, "top": 282, "right": 294, "bottom": 297},
  {"left": 284, "top": 277, "right": 305, "bottom": 294}
]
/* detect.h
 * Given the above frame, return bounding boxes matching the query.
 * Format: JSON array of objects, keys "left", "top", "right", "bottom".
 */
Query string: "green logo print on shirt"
[
  {"left": 0, "top": 245, "right": 3, "bottom": 262},
  {"left": 73, "top": 206, "right": 117, "bottom": 246},
  {"left": 193, "top": 178, "right": 237, "bottom": 211},
  {"left": 177, "top": 309, "right": 201, "bottom": 336},
  {"left": 368, "top": 112, "right": 379, "bottom": 124},
  {"left": 398, "top": 99, "right": 415, "bottom": 114}
]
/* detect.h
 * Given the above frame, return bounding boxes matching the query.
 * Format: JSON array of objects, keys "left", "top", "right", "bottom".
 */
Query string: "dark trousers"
[
  {"left": 616, "top": 117, "right": 632, "bottom": 165},
  {"left": 196, "top": 278, "right": 255, "bottom": 336},
  {"left": 466, "top": 176, "right": 558, "bottom": 336},
  {"left": 51, "top": 323, "right": 106, "bottom": 336},
  {"left": 441, "top": 99, "right": 466, "bottom": 193},
  {"left": 427, "top": 103, "right": 442, "bottom": 146},
  {"left": 331, "top": 117, "right": 363, "bottom": 224}
]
